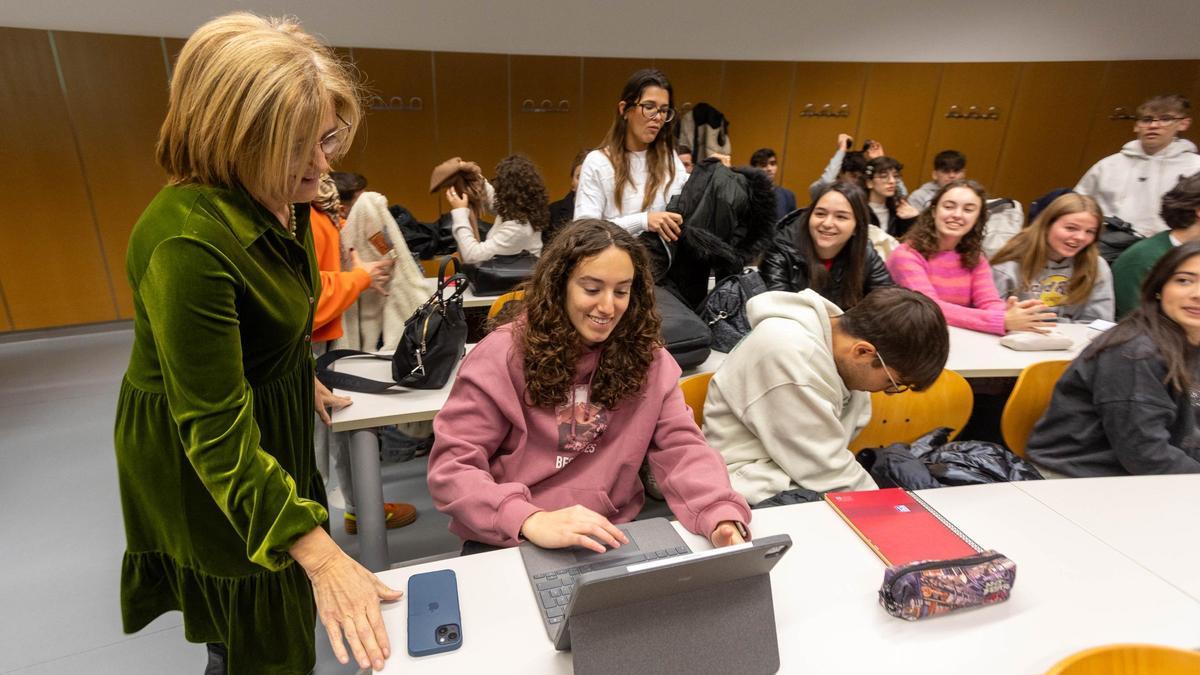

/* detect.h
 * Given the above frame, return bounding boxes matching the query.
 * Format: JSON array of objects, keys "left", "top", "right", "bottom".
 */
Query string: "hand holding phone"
[{"left": 408, "top": 570, "right": 463, "bottom": 657}]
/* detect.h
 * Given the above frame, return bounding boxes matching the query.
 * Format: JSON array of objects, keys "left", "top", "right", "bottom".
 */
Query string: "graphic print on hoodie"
[{"left": 556, "top": 384, "right": 609, "bottom": 462}]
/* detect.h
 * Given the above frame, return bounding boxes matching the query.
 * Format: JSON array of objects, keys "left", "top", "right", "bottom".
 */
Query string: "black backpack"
[
  {"left": 654, "top": 286, "right": 712, "bottom": 370},
  {"left": 1098, "top": 216, "right": 1144, "bottom": 265},
  {"left": 388, "top": 205, "right": 444, "bottom": 259},
  {"left": 698, "top": 269, "right": 766, "bottom": 353}
]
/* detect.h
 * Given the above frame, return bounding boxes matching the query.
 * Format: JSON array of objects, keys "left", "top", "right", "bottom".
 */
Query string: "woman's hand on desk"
[
  {"left": 1004, "top": 296, "right": 1057, "bottom": 334},
  {"left": 290, "top": 527, "right": 403, "bottom": 672},
  {"left": 710, "top": 520, "right": 746, "bottom": 548},
  {"left": 520, "top": 505, "right": 630, "bottom": 553},
  {"left": 315, "top": 377, "right": 352, "bottom": 426}
]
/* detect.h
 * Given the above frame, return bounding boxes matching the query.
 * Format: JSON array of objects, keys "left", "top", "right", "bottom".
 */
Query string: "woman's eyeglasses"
[
  {"left": 635, "top": 101, "right": 676, "bottom": 123},
  {"left": 318, "top": 115, "right": 352, "bottom": 156}
]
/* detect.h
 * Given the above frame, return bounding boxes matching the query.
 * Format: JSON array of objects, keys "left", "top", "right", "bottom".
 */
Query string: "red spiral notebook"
[{"left": 825, "top": 489, "right": 982, "bottom": 566}]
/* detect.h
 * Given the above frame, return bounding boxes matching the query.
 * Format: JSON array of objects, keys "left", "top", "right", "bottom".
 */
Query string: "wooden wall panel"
[
  {"left": 340, "top": 49, "right": 440, "bottom": 220},
  {"left": 1077, "top": 60, "right": 1200, "bottom": 177},
  {"left": 510, "top": 55, "right": 583, "bottom": 200},
  {"left": 653, "top": 59, "right": 725, "bottom": 117},
  {"left": 580, "top": 57, "right": 650, "bottom": 153},
  {"left": 0, "top": 291, "right": 12, "bottom": 331},
  {"left": 993, "top": 62, "right": 1107, "bottom": 207},
  {"left": 857, "top": 63, "right": 942, "bottom": 186},
  {"left": 0, "top": 28, "right": 116, "bottom": 329},
  {"left": 433, "top": 52, "right": 510, "bottom": 208},
  {"left": 781, "top": 63, "right": 869, "bottom": 199},
  {"left": 720, "top": 61, "right": 795, "bottom": 170},
  {"left": 54, "top": 31, "right": 170, "bottom": 319},
  {"left": 922, "top": 62, "right": 1022, "bottom": 191}
]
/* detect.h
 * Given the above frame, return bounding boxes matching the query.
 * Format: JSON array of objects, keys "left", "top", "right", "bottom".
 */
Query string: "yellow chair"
[
  {"left": 1045, "top": 643, "right": 1200, "bottom": 674},
  {"left": 1000, "top": 360, "right": 1071, "bottom": 458},
  {"left": 848, "top": 369, "right": 974, "bottom": 453},
  {"left": 679, "top": 372, "right": 714, "bottom": 427},
  {"left": 421, "top": 254, "right": 460, "bottom": 278},
  {"left": 487, "top": 290, "right": 526, "bottom": 320}
]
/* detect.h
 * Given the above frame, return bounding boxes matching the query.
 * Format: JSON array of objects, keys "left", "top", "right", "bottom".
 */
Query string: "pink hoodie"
[{"left": 428, "top": 323, "right": 751, "bottom": 547}]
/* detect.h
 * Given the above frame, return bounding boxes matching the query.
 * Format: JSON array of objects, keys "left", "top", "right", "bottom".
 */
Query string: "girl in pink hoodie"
[{"left": 428, "top": 219, "right": 750, "bottom": 552}]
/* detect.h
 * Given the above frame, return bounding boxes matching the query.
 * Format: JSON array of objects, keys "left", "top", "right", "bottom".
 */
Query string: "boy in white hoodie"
[
  {"left": 1075, "top": 94, "right": 1200, "bottom": 237},
  {"left": 704, "top": 287, "right": 949, "bottom": 506}
]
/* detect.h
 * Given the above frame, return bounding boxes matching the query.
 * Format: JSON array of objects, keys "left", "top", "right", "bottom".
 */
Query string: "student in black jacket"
[
  {"left": 1027, "top": 241, "right": 1200, "bottom": 476},
  {"left": 863, "top": 156, "right": 919, "bottom": 238},
  {"left": 544, "top": 149, "right": 589, "bottom": 246},
  {"left": 759, "top": 182, "right": 895, "bottom": 309}
]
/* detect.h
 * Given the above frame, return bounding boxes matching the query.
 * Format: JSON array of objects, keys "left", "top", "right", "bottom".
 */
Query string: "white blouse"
[
  {"left": 573, "top": 149, "right": 689, "bottom": 236},
  {"left": 451, "top": 180, "right": 543, "bottom": 265}
]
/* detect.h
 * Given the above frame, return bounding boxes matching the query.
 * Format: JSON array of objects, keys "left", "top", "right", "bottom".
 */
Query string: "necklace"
[{"left": 286, "top": 204, "right": 296, "bottom": 235}]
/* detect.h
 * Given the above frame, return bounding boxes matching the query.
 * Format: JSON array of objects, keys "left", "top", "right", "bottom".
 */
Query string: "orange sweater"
[{"left": 311, "top": 208, "right": 370, "bottom": 343}]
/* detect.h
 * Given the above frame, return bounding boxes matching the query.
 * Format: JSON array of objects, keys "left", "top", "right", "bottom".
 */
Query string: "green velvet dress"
[{"left": 115, "top": 183, "right": 329, "bottom": 675}]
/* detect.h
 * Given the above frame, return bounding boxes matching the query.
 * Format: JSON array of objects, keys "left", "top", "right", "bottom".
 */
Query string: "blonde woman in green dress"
[{"left": 115, "top": 13, "right": 399, "bottom": 674}]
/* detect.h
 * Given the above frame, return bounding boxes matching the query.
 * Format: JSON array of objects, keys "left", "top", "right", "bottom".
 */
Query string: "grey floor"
[{"left": 0, "top": 326, "right": 463, "bottom": 674}]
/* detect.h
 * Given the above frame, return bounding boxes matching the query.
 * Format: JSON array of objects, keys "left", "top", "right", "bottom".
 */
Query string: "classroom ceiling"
[{"left": 3, "top": 0, "right": 1199, "bottom": 62}]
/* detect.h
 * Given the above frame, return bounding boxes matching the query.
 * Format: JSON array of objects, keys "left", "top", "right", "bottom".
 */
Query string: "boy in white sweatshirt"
[
  {"left": 1075, "top": 94, "right": 1200, "bottom": 237},
  {"left": 704, "top": 287, "right": 949, "bottom": 506}
]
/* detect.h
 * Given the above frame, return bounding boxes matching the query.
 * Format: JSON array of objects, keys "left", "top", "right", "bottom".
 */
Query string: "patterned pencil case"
[{"left": 878, "top": 550, "right": 1017, "bottom": 621}]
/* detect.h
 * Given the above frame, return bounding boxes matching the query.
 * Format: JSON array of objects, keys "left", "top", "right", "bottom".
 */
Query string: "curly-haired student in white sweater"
[{"left": 446, "top": 154, "right": 546, "bottom": 264}]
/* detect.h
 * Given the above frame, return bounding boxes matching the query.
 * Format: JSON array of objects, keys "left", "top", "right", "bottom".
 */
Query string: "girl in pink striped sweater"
[{"left": 886, "top": 180, "right": 1055, "bottom": 335}]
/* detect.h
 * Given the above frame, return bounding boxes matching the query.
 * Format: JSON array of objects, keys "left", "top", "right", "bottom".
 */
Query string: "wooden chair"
[
  {"left": 848, "top": 370, "right": 974, "bottom": 453},
  {"left": 486, "top": 290, "right": 525, "bottom": 320},
  {"left": 679, "top": 372, "right": 714, "bottom": 427},
  {"left": 1000, "top": 360, "right": 1071, "bottom": 458},
  {"left": 1045, "top": 643, "right": 1200, "bottom": 674}
]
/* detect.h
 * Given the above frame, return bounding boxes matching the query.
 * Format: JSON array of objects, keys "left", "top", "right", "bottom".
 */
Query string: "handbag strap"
[
  {"left": 314, "top": 349, "right": 396, "bottom": 393},
  {"left": 437, "top": 255, "right": 460, "bottom": 287}
]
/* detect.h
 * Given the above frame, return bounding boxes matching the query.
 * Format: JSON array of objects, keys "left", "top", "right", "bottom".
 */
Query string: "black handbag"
[
  {"left": 654, "top": 285, "right": 712, "bottom": 370},
  {"left": 462, "top": 251, "right": 538, "bottom": 295},
  {"left": 316, "top": 256, "right": 469, "bottom": 392},
  {"left": 698, "top": 268, "right": 766, "bottom": 353}
]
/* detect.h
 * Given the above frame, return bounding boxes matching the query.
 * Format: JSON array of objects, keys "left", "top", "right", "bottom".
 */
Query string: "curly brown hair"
[
  {"left": 903, "top": 179, "right": 989, "bottom": 269},
  {"left": 498, "top": 219, "right": 662, "bottom": 410},
  {"left": 491, "top": 154, "right": 549, "bottom": 231}
]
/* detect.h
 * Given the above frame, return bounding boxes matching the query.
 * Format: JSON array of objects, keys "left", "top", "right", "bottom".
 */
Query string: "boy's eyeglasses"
[
  {"left": 1136, "top": 115, "right": 1185, "bottom": 127},
  {"left": 876, "top": 352, "right": 910, "bottom": 395}
]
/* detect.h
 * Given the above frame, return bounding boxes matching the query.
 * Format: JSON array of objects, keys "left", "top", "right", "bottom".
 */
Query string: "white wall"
[{"left": 3, "top": 0, "right": 1199, "bottom": 62}]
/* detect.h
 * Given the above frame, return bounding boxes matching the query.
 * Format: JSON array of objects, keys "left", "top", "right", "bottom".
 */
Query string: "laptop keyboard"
[{"left": 532, "top": 546, "right": 691, "bottom": 624}]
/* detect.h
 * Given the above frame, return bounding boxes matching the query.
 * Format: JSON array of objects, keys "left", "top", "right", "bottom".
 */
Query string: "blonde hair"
[
  {"left": 157, "top": 12, "right": 362, "bottom": 209},
  {"left": 991, "top": 193, "right": 1104, "bottom": 306}
]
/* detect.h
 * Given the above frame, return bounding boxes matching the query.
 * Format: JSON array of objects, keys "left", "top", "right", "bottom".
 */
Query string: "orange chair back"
[
  {"left": 848, "top": 369, "right": 974, "bottom": 453},
  {"left": 487, "top": 290, "right": 526, "bottom": 320},
  {"left": 679, "top": 372, "right": 714, "bottom": 427},
  {"left": 1000, "top": 360, "right": 1071, "bottom": 458},
  {"left": 1045, "top": 643, "right": 1200, "bottom": 675}
]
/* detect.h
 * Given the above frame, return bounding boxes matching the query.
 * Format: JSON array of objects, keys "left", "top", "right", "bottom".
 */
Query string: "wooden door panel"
[
  {"left": 340, "top": 49, "right": 440, "bottom": 221},
  {"left": 993, "top": 62, "right": 1107, "bottom": 206},
  {"left": 580, "top": 57, "right": 651, "bottom": 152},
  {"left": 55, "top": 31, "right": 171, "bottom": 319},
  {"left": 510, "top": 55, "right": 583, "bottom": 200},
  {"left": 781, "top": 63, "right": 869, "bottom": 199},
  {"left": 857, "top": 63, "right": 943, "bottom": 187},
  {"left": 720, "top": 61, "right": 795, "bottom": 170},
  {"left": 922, "top": 63, "right": 1022, "bottom": 190},
  {"left": 653, "top": 59, "right": 725, "bottom": 117},
  {"left": 0, "top": 28, "right": 116, "bottom": 329},
  {"left": 434, "top": 51, "right": 510, "bottom": 203}
]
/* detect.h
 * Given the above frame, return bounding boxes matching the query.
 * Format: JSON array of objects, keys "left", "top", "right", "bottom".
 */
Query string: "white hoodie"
[
  {"left": 703, "top": 290, "right": 877, "bottom": 505},
  {"left": 1075, "top": 138, "right": 1200, "bottom": 237}
]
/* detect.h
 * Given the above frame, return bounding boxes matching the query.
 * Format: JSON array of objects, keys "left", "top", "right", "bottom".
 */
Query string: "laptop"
[{"left": 519, "top": 517, "right": 691, "bottom": 644}]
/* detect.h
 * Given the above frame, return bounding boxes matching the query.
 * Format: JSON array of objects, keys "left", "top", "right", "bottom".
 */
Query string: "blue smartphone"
[{"left": 407, "top": 569, "right": 462, "bottom": 657}]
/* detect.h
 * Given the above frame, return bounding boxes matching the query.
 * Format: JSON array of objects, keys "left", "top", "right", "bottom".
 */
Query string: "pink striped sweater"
[{"left": 886, "top": 243, "right": 1006, "bottom": 335}]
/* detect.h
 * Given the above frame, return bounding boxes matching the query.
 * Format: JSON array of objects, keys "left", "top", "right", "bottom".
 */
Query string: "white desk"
[
  {"left": 1013, "top": 474, "right": 1200, "bottom": 602},
  {"left": 944, "top": 323, "right": 1098, "bottom": 378},
  {"left": 420, "top": 276, "right": 500, "bottom": 309},
  {"left": 372, "top": 478, "right": 1200, "bottom": 674},
  {"left": 330, "top": 347, "right": 728, "bottom": 571}
]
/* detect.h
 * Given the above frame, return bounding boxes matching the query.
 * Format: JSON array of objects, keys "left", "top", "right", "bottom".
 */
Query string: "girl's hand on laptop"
[
  {"left": 710, "top": 521, "right": 746, "bottom": 548},
  {"left": 520, "top": 506, "right": 630, "bottom": 553}
]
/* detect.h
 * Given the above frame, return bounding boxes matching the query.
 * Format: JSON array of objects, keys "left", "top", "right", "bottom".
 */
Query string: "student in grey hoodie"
[
  {"left": 1075, "top": 94, "right": 1200, "bottom": 237},
  {"left": 704, "top": 287, "right": 948, "bottom": 506},
  {"left": 1026, "top": 241, "right": 1200, "bottom": 477},
  {"left": 990, "top": 193, "right": 1114, "bottom": 323},
  {"left": 906, "top": 150, "right": 966, "bottom": 212}
]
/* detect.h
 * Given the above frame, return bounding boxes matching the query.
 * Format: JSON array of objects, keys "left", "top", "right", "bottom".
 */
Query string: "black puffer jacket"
[
  {"left": 758, "top": 207, "right": 894, "bottom": 301},
  {"left": 643, "top": 158, "right": 777, "bottom": 309}
]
